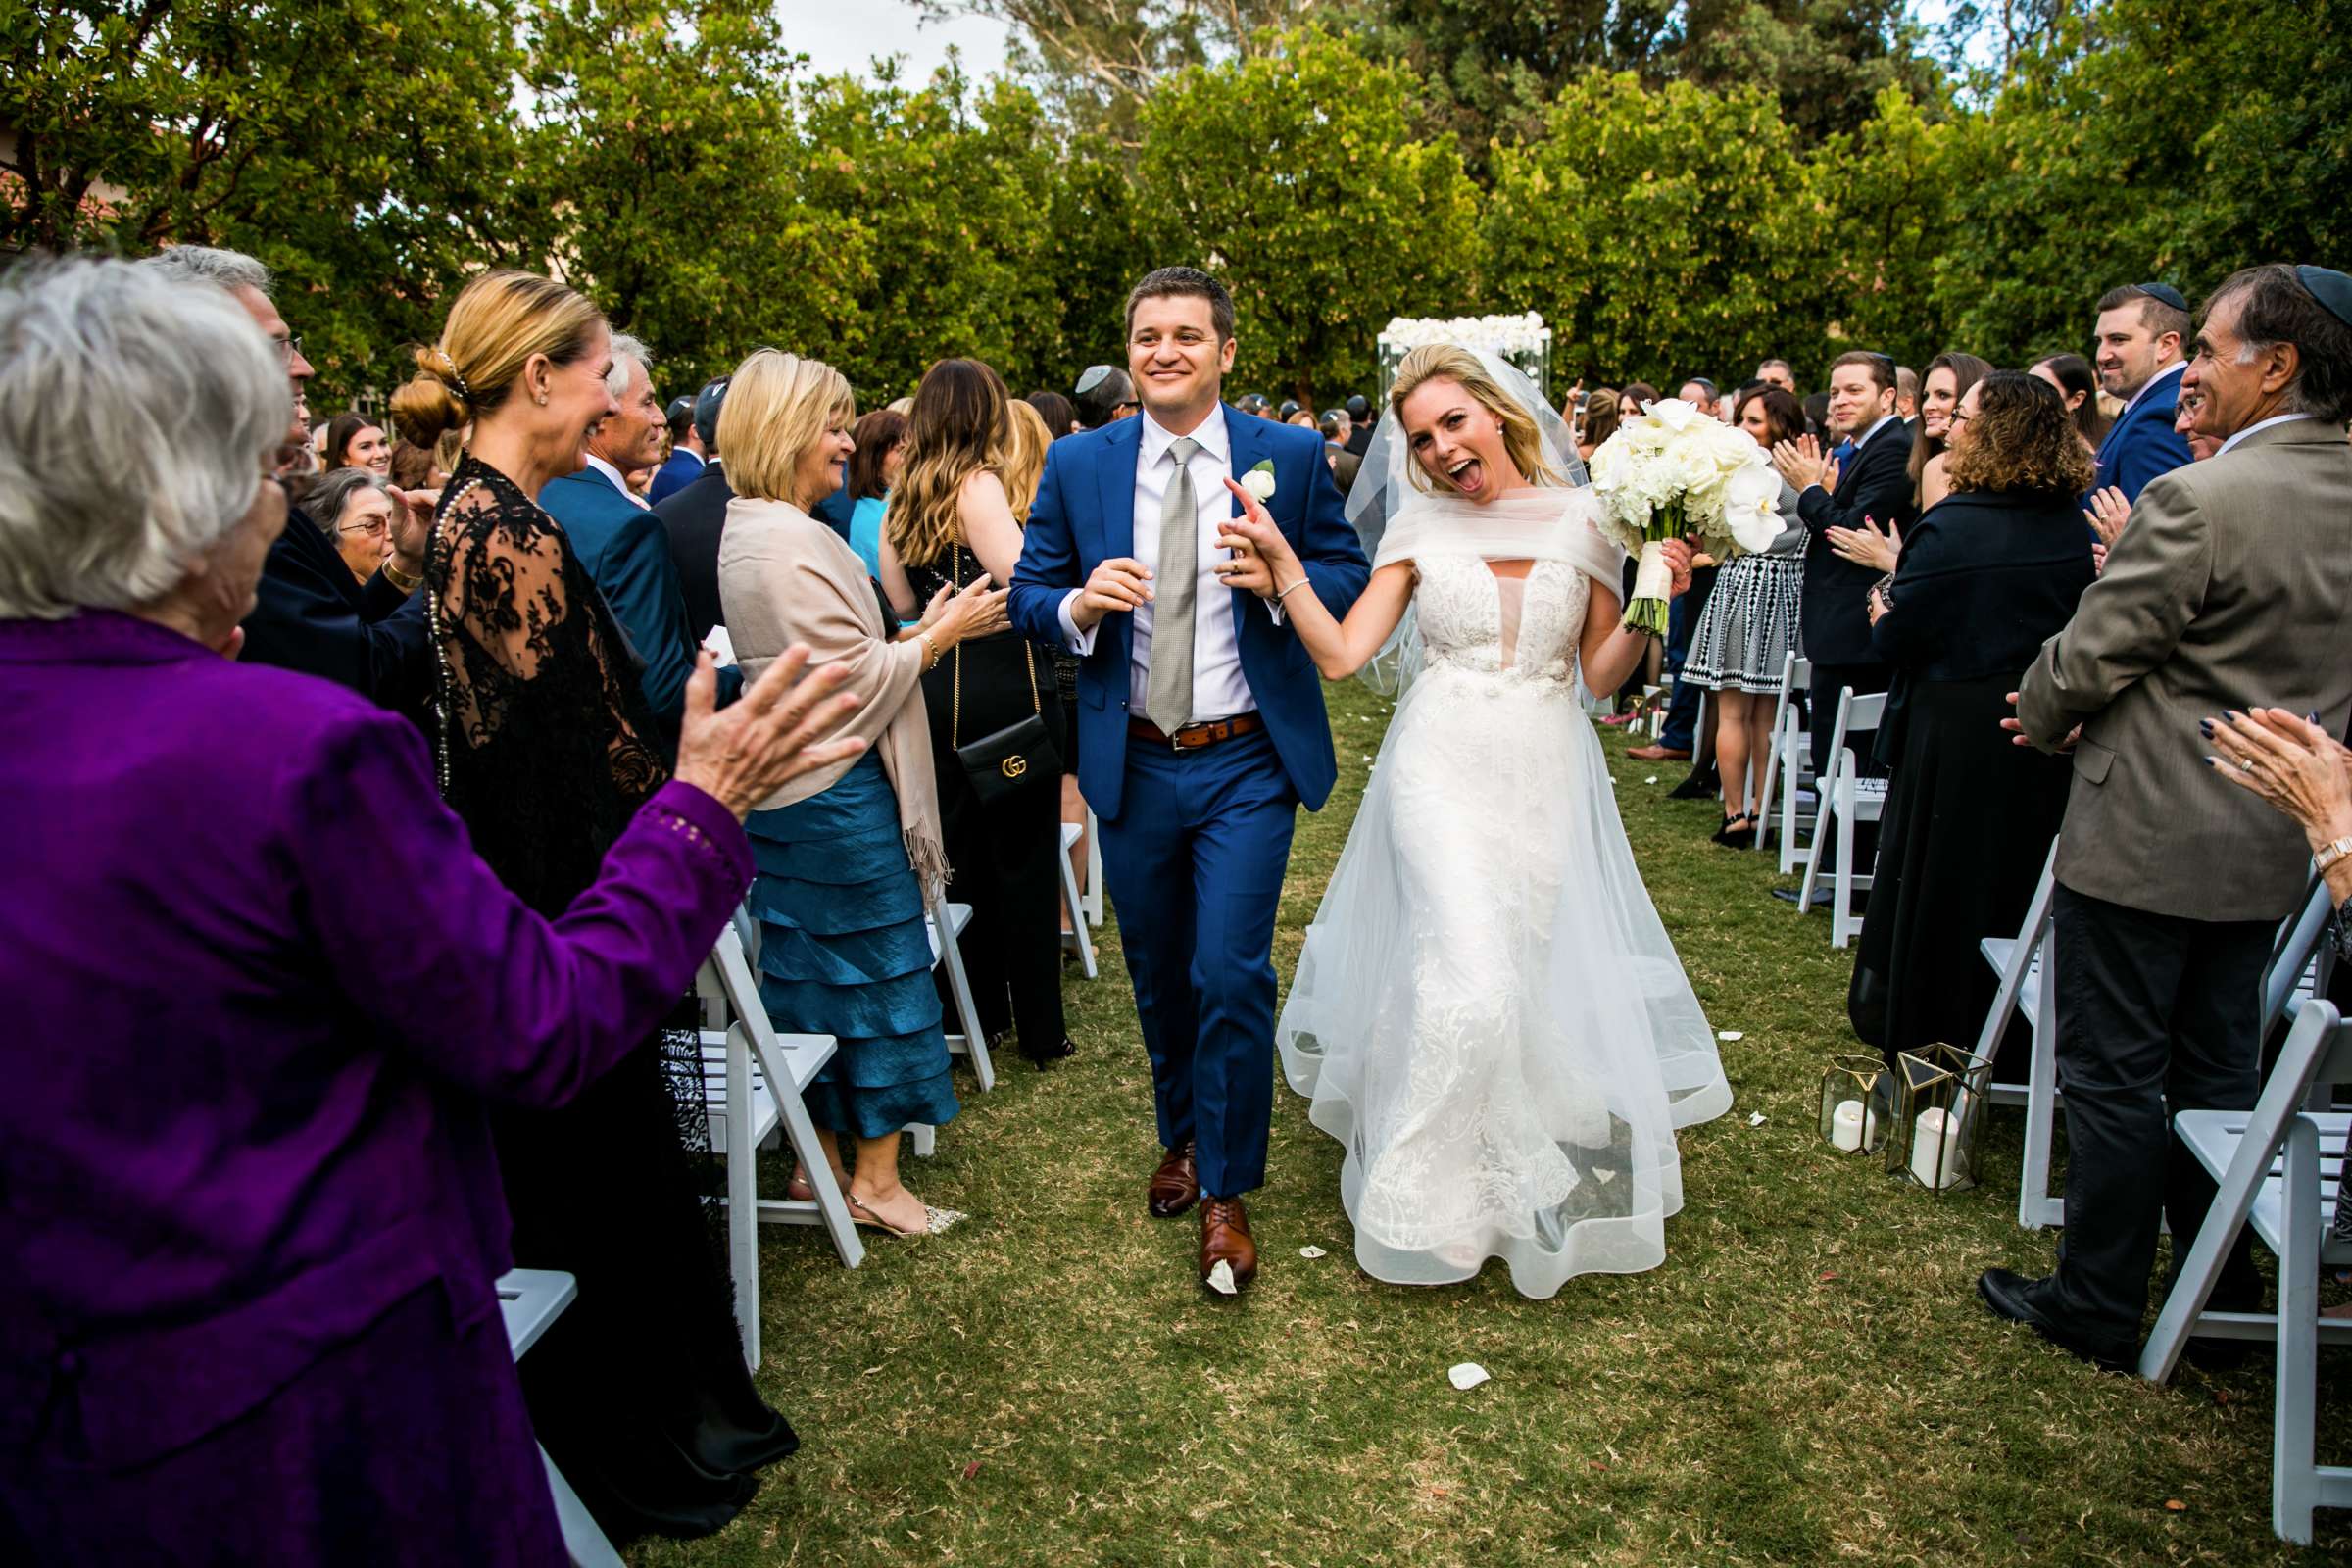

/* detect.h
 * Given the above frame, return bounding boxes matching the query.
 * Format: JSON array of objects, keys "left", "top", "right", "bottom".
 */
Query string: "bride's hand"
[
  {"left": 1218, "top": 480, "right": 1298, "bottom": 599},
  {"left": 1658, "top": 537, "right": 1695, "bottom": 599}
]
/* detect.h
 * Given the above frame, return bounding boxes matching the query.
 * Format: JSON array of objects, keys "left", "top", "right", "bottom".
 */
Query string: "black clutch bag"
[{"left": 950, "top": 544, "right": 1061, "bottom": 805}]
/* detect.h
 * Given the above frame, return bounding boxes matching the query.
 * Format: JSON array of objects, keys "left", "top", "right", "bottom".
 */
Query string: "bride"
[{"left": 1217, "top": 345, "right": 1734, "bottom": 1298}]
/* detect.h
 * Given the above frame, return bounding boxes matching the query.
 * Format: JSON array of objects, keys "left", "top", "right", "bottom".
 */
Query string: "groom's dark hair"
[{"left": 1125, "top": 266, "right": 1235, "bottom": 344}]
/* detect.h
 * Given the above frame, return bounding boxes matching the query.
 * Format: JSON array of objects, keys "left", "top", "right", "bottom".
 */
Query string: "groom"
[{"left": 1010, "top": 267, "right": 1369, "bottom": 1291}]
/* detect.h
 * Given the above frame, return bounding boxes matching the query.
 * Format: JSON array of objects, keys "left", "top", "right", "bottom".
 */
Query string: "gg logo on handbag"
[{"left": 1001, "top": 755, "right": 1028, "bottom": 779}]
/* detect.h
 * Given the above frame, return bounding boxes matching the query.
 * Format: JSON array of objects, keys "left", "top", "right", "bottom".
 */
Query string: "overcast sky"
[{"left": 776, "top": 2, "right": 1014, "bottom": 85}]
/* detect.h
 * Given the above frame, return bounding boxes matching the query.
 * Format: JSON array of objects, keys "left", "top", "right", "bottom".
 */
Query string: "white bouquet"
[
  {"left": 1588, "top": 397, "right": 1788, "bottom": 636},
  {"left": 1377, "top": 312, "right": 1551, "bottom": 402}
]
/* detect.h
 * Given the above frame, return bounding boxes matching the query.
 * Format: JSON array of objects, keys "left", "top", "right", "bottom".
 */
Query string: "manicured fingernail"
[
  {"left": 2202, "top": 756, "right": 2216, "bottom": 767},
  {"left": 2198, "top": 720, "right": 2214, "bottom": 737},
  {"left": 2311, "top": 711, "right": 2322, "bottom": 724},
  {"left": 2227, "top": 710, "right": 2244, "bottom": 721}
]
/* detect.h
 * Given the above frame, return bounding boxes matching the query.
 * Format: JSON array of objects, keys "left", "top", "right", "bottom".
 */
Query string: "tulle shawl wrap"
[{"left": 1369, "top": 488, "right": 1626, "bottom": 594}]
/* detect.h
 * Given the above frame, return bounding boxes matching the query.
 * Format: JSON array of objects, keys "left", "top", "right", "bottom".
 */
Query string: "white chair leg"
[
  {"left": 2275, "top": 1117, "right": 2322, "bottom": 1544},
  {"left": 765, "top": 1070, "right": 864, "bottom": 1269},
  {"left": 2018, "top": 944, "right": 2063, "bottom": 1230},
  {"left": 1057, "top": 826, "right": 1099, "bottom": 981},
  {"left": 908, "top": 1122, "right": 937, "bottom": 1158},
  {"left": 1831, "top": 768, "right": 1858, "bottom": 949},
  {"left": 724, "top": 1024, "right": 759, "bottom": 1370},
  {"left": 929, "top": 895, "right": 995, "bottom": 1093},
  {"left": 1798, "top": 754, "right": 1838, "bottom": 914},
  {"left": 541, "top": 1443, "right": 626, "bottom": 1568},
  {"left": 1082, "top": 808, "right": 1105, "bottom": 925}
]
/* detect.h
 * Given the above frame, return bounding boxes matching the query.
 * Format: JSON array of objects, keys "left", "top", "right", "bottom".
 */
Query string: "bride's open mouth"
[{"left": 1443, "top": 454, "right": 1488, "bottom": 497}]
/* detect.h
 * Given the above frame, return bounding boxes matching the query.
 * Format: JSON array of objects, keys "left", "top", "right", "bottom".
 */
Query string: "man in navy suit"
[
  {"left": 646, "top": 395, "right": 706, "bottom": 504},
  {"left": 2091, "top": 281, "right": 2195, "bottom": 502},
  {"left": 1010, "top": 267, "right": 1368, "bottom": 1292},
  {"left": 540, "top": 332, "right": 704, "bottom": 756},
  {"left": 1774, "top": 350, "right": 1918, "bottom": 788}
]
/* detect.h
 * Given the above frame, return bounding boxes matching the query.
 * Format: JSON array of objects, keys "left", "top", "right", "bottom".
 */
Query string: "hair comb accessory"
[
  {"left": 433, "top": 348, "right": 472, "bottom": 405},
  {"left": 2295, "top": 265, "right": 2352, "bottom": 330},
  {"left": 2134, "top": 281, "right": 2189, "bottom": 312}
]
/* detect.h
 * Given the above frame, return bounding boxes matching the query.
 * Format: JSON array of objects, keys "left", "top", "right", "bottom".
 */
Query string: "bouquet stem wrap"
[{"left": 1623, "top": 499, "right": 1685, "bottom": 637}]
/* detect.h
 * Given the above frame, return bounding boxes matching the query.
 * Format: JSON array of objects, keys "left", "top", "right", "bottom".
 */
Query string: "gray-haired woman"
[
  {"left": 307, "top": 466, "right": 398, "bottom": 583},
  {"left": 0, "top": 256, "right": 860, "bottom": 1565}
]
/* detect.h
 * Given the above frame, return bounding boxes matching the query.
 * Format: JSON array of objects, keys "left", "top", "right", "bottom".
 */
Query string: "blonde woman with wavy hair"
[
  {"left": 718, "top": 348, "right": 1005, "bottom": 1235},
  {"left": 1218, "top": 341, "right": 1733, "bottom": 1298},
  {"left": 881, "top": 355, "right": 1077, "bottom": 1068}
]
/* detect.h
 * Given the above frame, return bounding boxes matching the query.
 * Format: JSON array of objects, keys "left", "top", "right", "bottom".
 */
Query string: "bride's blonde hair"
[{"left": 1388, "top": 344, "right": 1561, "bottom": 494}]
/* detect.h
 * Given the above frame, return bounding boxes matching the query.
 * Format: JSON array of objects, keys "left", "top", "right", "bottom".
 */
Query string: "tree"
[
  {"left": 1, "top": 0, "right": 539, "bottom": 406},
  {"left": 520, "top": 0, "right": 865, "bottom": 394},
  {"left": 1138, "top": 26, "right": 1480, "bottom": 406},
  {"left": 1483, "top": 73, "right": 1829, "bottom": 391},
  {"left": 1812, "top": 87, "right": 1961, "bottom": 369},
  {"left": 793, "top": 67, "right": 1068, "bottom": 402}
]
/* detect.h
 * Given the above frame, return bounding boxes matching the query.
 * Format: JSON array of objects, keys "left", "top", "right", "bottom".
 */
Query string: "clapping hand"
[
  {"left": 1827, "top": 515, "right": 1901, "bottom": 573},
  {"left": 2082, "top": 486, "right": 2131, "bottom": 548},
  {"left": 674, "top": 645, "right": 866, "bottom": 820},
  {"left": 386, "top": 485, "right": 438, "bottom": 577},
  {"left": 2000, "top": 689, "right": 2081, "bottom": 753},
  {"left": 2204, "top": 709, "right": 2352, "bottom": 846},
  {"left": 1217, "top": 477, "right": 1298, "bottom": 599},
  {"left": 1772, "top": 433, "right": 1831, "bottom": 492}
]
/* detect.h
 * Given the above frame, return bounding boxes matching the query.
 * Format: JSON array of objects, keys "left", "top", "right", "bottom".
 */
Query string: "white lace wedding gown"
[{"left": 1278, "top": 494, "right": 1734, "bottom": 1299}]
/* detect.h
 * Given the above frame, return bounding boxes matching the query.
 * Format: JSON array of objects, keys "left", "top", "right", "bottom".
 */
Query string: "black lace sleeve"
[{"left": 426, "top": 455, "right": 667, "bottom": 914}]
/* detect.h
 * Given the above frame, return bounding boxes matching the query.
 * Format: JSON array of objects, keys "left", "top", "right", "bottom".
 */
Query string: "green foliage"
[
  {"left": 1139, "top": 27, "right": 1480, "bottom": 408},
  {"left": 1811, "top": 87, "right": 1962, "bottom": 369},
  {"left": 1485, "top": 74, "right": 1828, "bottom": 392},
  {"left": 0, "top": 0, "right": 538, "bottom": 406}
]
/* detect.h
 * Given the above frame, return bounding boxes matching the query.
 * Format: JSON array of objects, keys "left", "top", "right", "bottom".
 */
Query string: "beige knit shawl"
[{"left": 716, "top": 495, "right": 947, "bottom": 893}]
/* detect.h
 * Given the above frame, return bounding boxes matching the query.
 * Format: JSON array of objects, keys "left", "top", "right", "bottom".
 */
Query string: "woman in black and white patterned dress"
[{"left": 1684, "top": 385, "right": 1807, "bottom": 847}]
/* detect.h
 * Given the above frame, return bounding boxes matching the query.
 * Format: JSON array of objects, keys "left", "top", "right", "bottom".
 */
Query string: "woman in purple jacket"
[{"left": 0, "top": 259, "right": 862, "bottom": 1566}]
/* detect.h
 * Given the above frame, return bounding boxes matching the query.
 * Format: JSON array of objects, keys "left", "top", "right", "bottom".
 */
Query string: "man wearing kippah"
[
  {"left": 1984, "top": 264, "right": 2352, "bottom": 1373},
  {"left": 2090, "top": 281, "right": 2197, "bottom": 503}
]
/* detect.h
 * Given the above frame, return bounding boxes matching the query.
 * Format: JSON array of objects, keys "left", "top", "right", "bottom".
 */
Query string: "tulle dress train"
[{"left": 1278, "top": 499, "right": 1733, "bottom": 1299}]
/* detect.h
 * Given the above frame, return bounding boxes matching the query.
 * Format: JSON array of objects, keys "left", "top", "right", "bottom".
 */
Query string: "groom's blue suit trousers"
[{"left": 1099, "top": 727, "right": 1298, "bottom": 1199}]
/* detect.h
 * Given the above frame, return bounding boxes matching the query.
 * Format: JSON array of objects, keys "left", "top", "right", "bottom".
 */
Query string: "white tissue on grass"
[
  {"left": 1644, "top": 776, "right": 1659, "bottom": 785},
  {"left": 1298, "top": 1246, "right": 1328, "bottom": 1259},
  {"left": 1448, "top": 1363, "right": 1492, "bottom": 1391},
  {"left": 1747, "top": 1111, "right": 1766, "bottom": 1127},
  {"left": 1205, "top": 1258, "right": 1239, "bottom": 1296},
  {"left": 1718, "top": 1030, "right": 1745, "bottom": 1042}
]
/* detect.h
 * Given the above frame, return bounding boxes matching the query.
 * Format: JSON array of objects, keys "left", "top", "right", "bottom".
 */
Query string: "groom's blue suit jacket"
[{"left": 1009, "top": 406, "right": 1370, "bottom": 820}]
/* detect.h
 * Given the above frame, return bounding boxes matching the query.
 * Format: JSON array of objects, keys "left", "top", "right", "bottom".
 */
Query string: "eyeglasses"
[
  {"left": 339, "top": 515, "right": 389, "bottom": 538},
  {"left": 275, "top": 334, "right": 306, "bottom": 365},
  {"left": 1946, "top": 410, "right": 1972, "bottom": 424}
]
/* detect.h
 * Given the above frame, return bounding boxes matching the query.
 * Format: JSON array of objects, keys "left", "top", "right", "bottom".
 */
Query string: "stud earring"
[{"left": 537, "top": 394, "right": 548, "bottom": 406}]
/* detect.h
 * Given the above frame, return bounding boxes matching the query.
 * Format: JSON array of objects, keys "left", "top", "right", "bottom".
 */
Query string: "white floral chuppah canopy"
[{"left": 1377, "top": 312, "right": 1552, "bottom": 405}]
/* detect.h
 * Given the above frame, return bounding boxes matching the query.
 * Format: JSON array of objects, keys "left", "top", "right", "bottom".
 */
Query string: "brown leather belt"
[{"left": 1129, "top": 711, "right": 1265, "bottom": 751}]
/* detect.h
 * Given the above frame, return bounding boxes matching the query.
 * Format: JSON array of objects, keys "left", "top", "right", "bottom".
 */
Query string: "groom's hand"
[{"left": 1073, "top": 557, "right": 1154, "bottom": 632}]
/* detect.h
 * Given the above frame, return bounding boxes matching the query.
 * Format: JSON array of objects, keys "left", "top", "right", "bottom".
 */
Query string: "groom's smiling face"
[{"left": 1128, "top": 296, "right": 1235, "bottom": 423}]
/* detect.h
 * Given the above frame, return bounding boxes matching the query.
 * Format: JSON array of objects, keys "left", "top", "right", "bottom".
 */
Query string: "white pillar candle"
[
  {"left": 1831, "top": 1099, "right": 1865, "bottom": 1152},
  {"left": 1908, "top": 1106, "right": 1965, "bottom": 1189}
]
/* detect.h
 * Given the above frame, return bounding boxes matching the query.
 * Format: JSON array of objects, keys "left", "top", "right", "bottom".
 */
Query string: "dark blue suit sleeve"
[
  {"left": 1010, "top": 445, "right": 1081, "bottom": 646},
  {"left": 240, "top": 519, "right": 430, "bottom": 712},
  {"left": 1290, "top": 436, "right": 1369, "bottom": 618},
  {"left": 2107, "top": 409, "right": 2194, "bottom": 504},
  {"left": 599, "top": 511, "right": 699, "bottom": 736}
]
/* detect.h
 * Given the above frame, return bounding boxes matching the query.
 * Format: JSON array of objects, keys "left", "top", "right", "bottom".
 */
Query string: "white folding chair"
[
  {"left": 1758, "top": 653, "right": 1817, "bottom": 868},
  {"left": 498, "top": 1269, "right": 624, "bottom": 1568},
  {"left": 1973, "top": 841, "right": 2065, "bottom": 1227},
  {"left": 1058, "top": 819, "right": 1099, "bottom": 980},
  {"left": 927, "top": 892, "right": 993, "bottom": 1090},
  {"left": 2264, "top": 873, "right": 2341, "bottom": 1037},
  {"left": 700, "top": 922, "right": 864, "bottom": 1368},
  {"left": 2139, "top": 1001, "right": 2352, "bottom": 1544},
  {"left": 1795, "top": 687, "right": 1886, "bottom": 947}
]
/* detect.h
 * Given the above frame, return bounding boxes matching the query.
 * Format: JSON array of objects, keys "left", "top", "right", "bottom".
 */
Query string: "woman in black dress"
[
  {"left": 392, "top": 270, "right": 796, "bottom": 1540},
  {"left": 1847, "top": 370, "right": 2098, "bottom": 1076},
  {"left": 881, "top": 358, "right": 1074, "bottom": 1066}
]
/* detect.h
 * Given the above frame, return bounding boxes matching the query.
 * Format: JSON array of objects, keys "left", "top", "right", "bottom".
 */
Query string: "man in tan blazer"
[{"left": 1980, "top": 263, "right": 2352, "bottom": 1371}]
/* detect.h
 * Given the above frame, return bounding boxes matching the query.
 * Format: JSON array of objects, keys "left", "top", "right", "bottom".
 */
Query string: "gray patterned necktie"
[{"left": 1145, "top": 435, "right": 1201, "bottom": 734}]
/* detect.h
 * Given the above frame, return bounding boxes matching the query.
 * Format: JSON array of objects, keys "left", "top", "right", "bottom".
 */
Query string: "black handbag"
[{"left": 950, "top": 543, "right": 1061, "bottom": 804}]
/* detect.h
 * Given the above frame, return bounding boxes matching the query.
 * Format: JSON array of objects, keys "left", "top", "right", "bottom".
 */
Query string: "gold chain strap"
[{"left": 949, "top": 540, "right": 1037, "bottom": 751}]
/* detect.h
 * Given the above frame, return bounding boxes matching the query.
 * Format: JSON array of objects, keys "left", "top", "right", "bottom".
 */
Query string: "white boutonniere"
[{"left": 1239, "top": 459, "right": 1277, "bottom": 503}]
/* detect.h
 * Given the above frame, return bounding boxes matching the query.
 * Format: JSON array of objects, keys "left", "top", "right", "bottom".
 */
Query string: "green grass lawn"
[{"left": 651, "top": 678, "right": 2350, "bottom": 1566}]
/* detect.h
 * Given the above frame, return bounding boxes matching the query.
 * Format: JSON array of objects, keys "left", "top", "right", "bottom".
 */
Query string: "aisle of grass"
[{"left": 650, "top": 679, "right": 2349, "bottom": 1566}]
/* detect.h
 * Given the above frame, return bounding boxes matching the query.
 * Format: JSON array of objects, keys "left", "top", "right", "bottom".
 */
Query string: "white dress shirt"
[
  {"left": 2215, "top": 411, "right": 2317, "bottom": 458},
  {"left": 1058, "top": 407, "right": 1276, "bottom": 725},
  {"left": 582, "top": 452, "right": 649, "bottom": 509}
]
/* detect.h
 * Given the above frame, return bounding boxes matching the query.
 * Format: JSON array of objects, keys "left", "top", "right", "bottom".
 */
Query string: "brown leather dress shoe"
[
  {"left": 1199, "top": 1197, "right": 1258, "bottom": 1292},
  {"left": 1148, "top": 1139, "right": 1199, "bottom": 1218}
]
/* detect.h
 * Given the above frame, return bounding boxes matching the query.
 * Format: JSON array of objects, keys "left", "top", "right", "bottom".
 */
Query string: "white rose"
[{"left": 1239, "top": 468, "right": 1277, "bottom": 503}]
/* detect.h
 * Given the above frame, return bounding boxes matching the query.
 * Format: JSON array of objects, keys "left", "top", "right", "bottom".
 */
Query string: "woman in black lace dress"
[{"left": 389, "top": 271, "right": 795, "bottom": 1541}]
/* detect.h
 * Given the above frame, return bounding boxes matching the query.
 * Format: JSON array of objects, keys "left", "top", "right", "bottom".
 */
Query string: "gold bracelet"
[
  {"left": 918, "top": 631, "right": 941, "bottom": 672},
  {"left": 1274, "top": 577, "right": 1309, "bottom": 602},
  {"left": 381, "top": 557, "right": 422, "bottom": 594}
]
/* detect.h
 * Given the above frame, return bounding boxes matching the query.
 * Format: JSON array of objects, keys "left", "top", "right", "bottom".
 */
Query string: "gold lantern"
[
  {"left": 1884, "top": 1042, "right": 1994, "bottom": 1193},
  {"left": 1818, "top": 1054, "right": 1892, "bottom": 1156}
]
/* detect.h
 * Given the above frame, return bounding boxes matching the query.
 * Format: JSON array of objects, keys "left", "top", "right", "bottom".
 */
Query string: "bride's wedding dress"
[{"left": 1277, "top": 490, "right": 1733, "bottom": 1299}]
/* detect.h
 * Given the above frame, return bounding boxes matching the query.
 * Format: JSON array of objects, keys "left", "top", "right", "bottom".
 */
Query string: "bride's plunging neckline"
[{"left": 1485, "top": 558, "right": 1536, "bottom": 669}]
